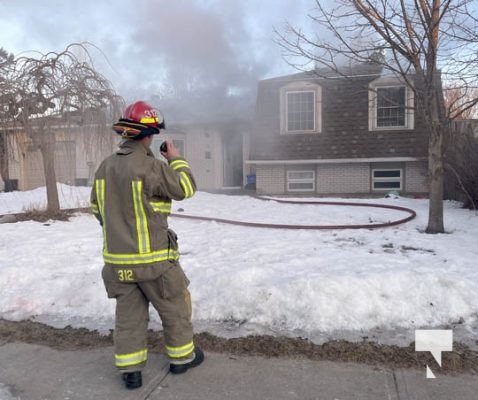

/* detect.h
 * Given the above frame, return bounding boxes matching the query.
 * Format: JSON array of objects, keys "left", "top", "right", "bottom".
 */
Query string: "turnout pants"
[{"left": 103, "top": 261, "right": 194, "bottom": 372}]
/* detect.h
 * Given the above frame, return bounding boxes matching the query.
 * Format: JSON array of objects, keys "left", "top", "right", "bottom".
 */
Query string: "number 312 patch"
[{"left": 118, "top": 269, "right": 134, "bottom": 281}]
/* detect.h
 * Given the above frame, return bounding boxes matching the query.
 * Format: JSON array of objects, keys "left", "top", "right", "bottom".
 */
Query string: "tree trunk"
[
  {"left": 39, "top": 132, "right": 60, "bottom": 212},
  {"left": 426, "top": 128, "right": 445, "bottom": 233},
  {"left": 0, "top": 132, "right": 8, "bottom": 186},
  {"left": 420, "top": 67, "right": 445, "bottom": 234}
]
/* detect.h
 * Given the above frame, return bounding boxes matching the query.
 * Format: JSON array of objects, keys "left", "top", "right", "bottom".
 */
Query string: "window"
[
  {"left": 280, "top": 82, "right": 321, "bottom": 134},
  {"left": 172, "top": 139, "right": 185, "bottom": 157},
  {"left": 287, "top": 170, "right": 315, "bottom": 192},
  {"left": 372, "top": 169, "right": 402, "bottom": 191},
  {"left": 287, "top": 91, "right": 315, "bottom": 131},
  {"left": 152, "top": 135, "right": 186, "bottom": 157},
  {"left": 377, "top": 87, "right": 406, "bottom": 127},
  {"left": 369, "top": 78, "right": 414, "bottom": 130}
]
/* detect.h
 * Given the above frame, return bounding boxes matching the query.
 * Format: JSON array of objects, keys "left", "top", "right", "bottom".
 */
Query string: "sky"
[
  {"left": 2, "top": 1, "right": 476, "bottom": 122},
  {"left": 1, "top": 184, "right": 478, "bottom": 351},
  {"left": 0, "top": 0, "right": 317, "bottom": 113}
]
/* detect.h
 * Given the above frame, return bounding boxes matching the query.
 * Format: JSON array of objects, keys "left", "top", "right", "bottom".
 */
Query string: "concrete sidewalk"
[{"left": 0, "top": 342, "right": 476, "bottom": 400}]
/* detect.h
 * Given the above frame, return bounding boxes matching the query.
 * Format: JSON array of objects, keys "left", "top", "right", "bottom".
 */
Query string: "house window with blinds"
[
  {"left": 369, "top": 79, "right": 414, "bottom": 131},
  {"left": 376, "top": 87, "right": 406, "bottom": 128},
  {"left": 286, "top": 91, "right": 315, "bottom": 132}
]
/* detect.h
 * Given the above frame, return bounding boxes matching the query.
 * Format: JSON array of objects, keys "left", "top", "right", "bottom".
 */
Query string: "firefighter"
[{"left": 90, "top": 101, "right": 204, "bottom": 389}]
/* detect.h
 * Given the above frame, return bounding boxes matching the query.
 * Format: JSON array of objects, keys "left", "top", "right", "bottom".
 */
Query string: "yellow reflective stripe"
[
  {"left": 170, "top": 159, "right": 190, "bottom": 170},
  {"left": 95, "top": 179, "right": 105, "bottom": 214},
  {"left": 139, "top": 116, "right": 158, "bottom": 124},
  {"left": 179, "top": 172, "right": 194, "bottom": 198},
  {"left": 132, "top": 181, "right": 151, "bottom": 254},
  {"left": 103, "top": 249, "right": 179, "bottom": 265},
  {"left": 150, "top": 201, "right": 171, "bottom": 213},
  {"left": 95, "top": 179, "right": 107, "bottom": 251},
  {"left": 166, "top": 342, "right": 194, "bottom": 358},
  {"left": 90, "top": 203, "right": 99, "bottom": 213},
  {"left": 115, "top": 349, "right": 148, "bottom": 367},
  {"left": 151, "top": 207, "right": 171, "bottom": 213}
]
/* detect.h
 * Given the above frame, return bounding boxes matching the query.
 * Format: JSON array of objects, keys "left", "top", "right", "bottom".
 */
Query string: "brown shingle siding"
[{"left": 250, "top": 67, "right": 428, "bottom": 162}]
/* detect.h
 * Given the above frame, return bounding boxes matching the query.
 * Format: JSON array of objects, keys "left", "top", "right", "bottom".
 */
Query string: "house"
[
  {"left": 245, "top": 64, "right": 429, "bottom": 196},
  {"left": 1, "top": 118, "right": 249, "bottom": 193},
  {"left": 152, "top": 120, "right": 249, "bottom": 191},
  {"left": 0, "top": 123, "right": 117, "bottom": 191}
]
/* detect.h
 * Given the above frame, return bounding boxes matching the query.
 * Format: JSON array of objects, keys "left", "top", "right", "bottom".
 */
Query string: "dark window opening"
[{"left": 377, "top": 87, "right": 406, "bottom": 127}]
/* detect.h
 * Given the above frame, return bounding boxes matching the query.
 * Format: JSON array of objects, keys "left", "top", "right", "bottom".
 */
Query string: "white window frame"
[
  {"left": 152, "top": 134, "right": 186, "bottom": 158},
  {"left": 287, "top": 170, "right": 315, "bottom": 192},
  {"left": 172, "top": 138, "right": 185, "bottom": 157},
  {"left": 376, "top": 86, "right": 406, "bottom": 128},
  {"left": 372, "top": 168, "right": 403, "bottom": 191},
  {"left": 286, "top": 90, "right": 316, "bottom": 132},
  {"left": 280, "top": 82, "right": 322, "bottom": 135},
  {"left": 369, "top": 78, "right": 414, "bottom": 131}
]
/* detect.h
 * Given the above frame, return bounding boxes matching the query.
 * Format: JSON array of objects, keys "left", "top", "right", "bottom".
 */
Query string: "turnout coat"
[{"left": 90, "top": 139, "right": 196, "bottom": 283}]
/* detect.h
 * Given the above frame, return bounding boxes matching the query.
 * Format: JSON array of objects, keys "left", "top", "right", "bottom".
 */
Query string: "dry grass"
[
  {"left": 1, "top": 319, "right": 477, "bottom": 375},
  {"left": 15, "top": 208, "right": 72, "bottom": 222}
]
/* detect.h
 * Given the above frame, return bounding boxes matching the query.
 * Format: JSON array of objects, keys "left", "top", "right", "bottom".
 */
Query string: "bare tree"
[
  {"left": 443, "top": 84, "right": 478, "bottom": 209},
  {"left": 443, "top": 83, "right": 478, "bottom": 120},
  {"left": 0, "top": 47, "right": 16, "bottom": 188},
  {"left": 4, "top": 43, "right": 122, "bottom": 211},
  {"left": 276, "top": 0, "right": 478, "bottom": 233},
  {"left": 445, "top": 120, "right": 478, "bottom": 209}
]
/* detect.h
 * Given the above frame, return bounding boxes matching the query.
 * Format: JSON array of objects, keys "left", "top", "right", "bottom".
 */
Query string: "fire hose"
[{"left": 170, "top": 196, "right": 416, "bottom": 230}]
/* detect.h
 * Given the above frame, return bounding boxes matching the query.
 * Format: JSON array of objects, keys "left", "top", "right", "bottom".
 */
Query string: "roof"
[{"left": 260, "top": 63, "right": 384, "bottom": 84}]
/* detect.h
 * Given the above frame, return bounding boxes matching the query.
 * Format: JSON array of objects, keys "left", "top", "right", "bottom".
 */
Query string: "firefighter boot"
[
  {"left": 169, "top": 348, "right": 205, "bottom": 375},
  {"left": 122, "top": 371, "right": 142, "bottom": 389}
]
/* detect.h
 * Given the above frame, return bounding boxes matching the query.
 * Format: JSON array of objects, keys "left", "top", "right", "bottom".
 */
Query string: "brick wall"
[
  {"left": 405, "top": 161, "right": 428, "bottom": 193},
  {"left": 256, "top": 165, "right": 285, "bottom": 194},
  {"left": 255, "top": 161, "right": 428, "bottom": 195},
  {"left": 316, "top": 163, "right": 370, "bottom": 194}
]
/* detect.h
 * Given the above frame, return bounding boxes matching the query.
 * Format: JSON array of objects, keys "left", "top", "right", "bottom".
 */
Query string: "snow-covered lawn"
[{"left": 1, "top": 184, "right": 477, "bottom": 346}]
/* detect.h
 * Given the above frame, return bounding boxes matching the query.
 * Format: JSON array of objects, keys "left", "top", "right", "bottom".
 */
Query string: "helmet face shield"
[{"left": 157, "top": 113, "right": 166, "bottom": 130}]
